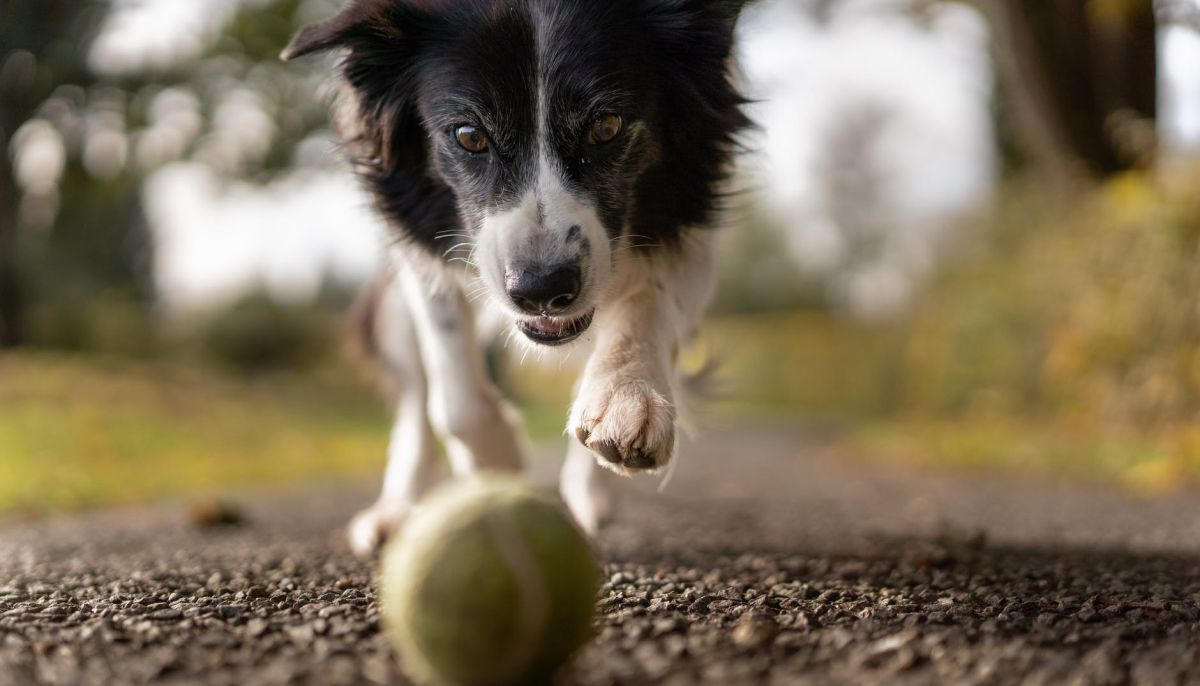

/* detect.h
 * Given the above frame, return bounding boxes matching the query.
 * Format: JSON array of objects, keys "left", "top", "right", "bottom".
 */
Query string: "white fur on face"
[{"left": 475, "top": 137, "right": 614, "bottom": 327}]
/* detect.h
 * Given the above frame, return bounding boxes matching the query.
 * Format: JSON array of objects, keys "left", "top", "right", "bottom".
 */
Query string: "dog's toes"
[
  {"left": 346, "top": 504, "right": 409, "bottom": 557},
  {"left": 574, "top": 425, "right": 592, "bottom": 447},
  {"left": 623, "top": 448, "right": 658, "bottom": 471},
  {"left": 571, "top": 378, "right": 675, "bottom": 472},
  {"left": 593, "top": 440, "right": 624, "bottom": 466}
]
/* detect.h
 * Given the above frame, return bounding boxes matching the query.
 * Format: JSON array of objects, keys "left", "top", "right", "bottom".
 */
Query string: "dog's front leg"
[
  {"left": 348, "top": 268, "right": 441, "bottom": 556},
  {"left": 559, "top": 433, "right": 617, "bottom": 535},
  {"left": 349, "top": 255, "right": 525, "bottom": 555},
  {"left": 568, "top": 236, "right": 716, "bottom": 476},
  {"left": 570, "top": 297, "right": 677, "bottom": 472},
  {"left": 399, "top": 254, "right": 526, "bottom": 478}
]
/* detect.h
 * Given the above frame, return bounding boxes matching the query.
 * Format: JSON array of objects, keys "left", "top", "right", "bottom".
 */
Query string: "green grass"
[
  {"left": 849, "top": 419, "right": 1200, "bottom": 497},
  {"left": 2, "top": 311, "right": 889, "bottom": 517},
  {"left": 0, "top": 352, "right": 394, "bottom": 516},
  {"left": 5, "top": 301, "right": 1199, "bottom": 519}
]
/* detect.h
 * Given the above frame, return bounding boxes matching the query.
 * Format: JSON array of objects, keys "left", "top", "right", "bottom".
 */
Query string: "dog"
[{"left": 283, "top": 0, "right": 751, "bottom": 554}]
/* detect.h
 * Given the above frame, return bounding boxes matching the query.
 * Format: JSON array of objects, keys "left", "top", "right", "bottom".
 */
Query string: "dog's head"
[{"left": 285, "top": 0, "right": 749, "bottom": 346}]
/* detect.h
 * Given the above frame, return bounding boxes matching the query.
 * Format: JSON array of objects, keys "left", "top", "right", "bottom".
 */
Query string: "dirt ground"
[{"left": 2, "top": 425, "right": 1200, "bottom": 685}]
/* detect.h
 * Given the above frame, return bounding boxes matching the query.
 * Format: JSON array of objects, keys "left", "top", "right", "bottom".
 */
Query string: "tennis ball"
[{"left": 380, "top": 476, "right": 600, "bottom": 686}]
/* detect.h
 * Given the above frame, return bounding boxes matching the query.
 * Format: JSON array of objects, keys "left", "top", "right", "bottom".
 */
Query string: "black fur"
[{"left": 285, "top": 0, "right": 751, "bottom": 259}]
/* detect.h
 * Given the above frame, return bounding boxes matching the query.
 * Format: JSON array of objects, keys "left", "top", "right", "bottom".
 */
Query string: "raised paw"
[
  {"left": 570, "top": 376, "right": 675, "bottom": 473},
  {"left": 346, "top": 502, "right": 411, "bottom": 557}
]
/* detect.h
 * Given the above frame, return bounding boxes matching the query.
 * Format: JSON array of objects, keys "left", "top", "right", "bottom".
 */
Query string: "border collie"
[{"left": 283, "top": 0, "right": 751, "bottom": 554}]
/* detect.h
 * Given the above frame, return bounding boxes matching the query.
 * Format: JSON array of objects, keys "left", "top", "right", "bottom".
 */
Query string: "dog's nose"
[{"left": 505, "top": 264, "right": 581, "bottom": 315}]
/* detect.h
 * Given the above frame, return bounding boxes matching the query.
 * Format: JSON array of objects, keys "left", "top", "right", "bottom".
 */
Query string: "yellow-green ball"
[{"left": 380, "top": 477, "right": 600, "bottom": 686}]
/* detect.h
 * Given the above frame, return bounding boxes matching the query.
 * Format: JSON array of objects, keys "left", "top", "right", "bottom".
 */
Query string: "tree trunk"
[
  {"left": 983, "top": 0, "right": 1158, "bottom": 179},
  {"left": 0, "top": 135, "right": 22, "bottom": 348},
  {"left": 1, "top": 1, "right": 112, "bottom": 348}
]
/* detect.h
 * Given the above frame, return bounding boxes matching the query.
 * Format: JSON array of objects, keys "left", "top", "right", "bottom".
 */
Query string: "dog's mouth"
[{"left": 517, "top": 308, "right": 595, "bottom": 346}]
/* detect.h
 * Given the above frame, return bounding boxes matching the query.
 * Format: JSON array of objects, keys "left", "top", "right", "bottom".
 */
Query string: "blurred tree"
[
  {"left": 979, "top": 0, "right": 1158, "bottom": 180},
  {"left": 0, "top": 0, "right": 338, "bottom": 349},
  {"left": 0, "top": 1, "right": 110, "bottom": 346},
  {"left": 859, "top": 0, "right": 1158, "bottom": 180},
  {"left": 1158, "top": 0, "right": 1200, "bottom": 33},
  {"left": 0, "top": 114, "right": 16, "bottom": 347}
]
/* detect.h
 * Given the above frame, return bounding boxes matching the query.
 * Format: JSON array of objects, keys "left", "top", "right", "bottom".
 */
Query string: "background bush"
[{"left": 901, "top": 171, "right": 1200, "bottom": 430}]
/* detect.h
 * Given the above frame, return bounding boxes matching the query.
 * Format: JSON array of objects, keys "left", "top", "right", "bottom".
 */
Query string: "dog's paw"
[
  {"left": 570, "top": 376, "right": 675, "bottom": 473},
  {"left": 347, "top": 503, "right": 410, "bottom": 557}
]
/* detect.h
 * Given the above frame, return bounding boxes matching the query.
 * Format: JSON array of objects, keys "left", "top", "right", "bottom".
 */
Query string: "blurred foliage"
[
  {"left": 196, "top": 291, "right": 339, "bottom": 373},
  {"left": 713, "top": 208, "right": 831, "bottom": 314},
  {"left": 1, "top": 0, "right": 341, "bottom": 349},
  {"left": 903, "top": 170, "right": 1200, "bottom": 426},
  {"left": 841, "top": 169, "right": 1200, "bottom": 492},
  {"left": 143, "top": 0, "right": 342, "bottom": 180},
  {"left": 28, "top": 289, "right": 160, "bottom": 357}
]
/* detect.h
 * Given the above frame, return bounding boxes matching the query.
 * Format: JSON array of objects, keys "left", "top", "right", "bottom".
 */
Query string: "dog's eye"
[
  {"left": 455, "top": 126, "right": 489, "bottom": 154},
  {"left": 588, "top": 113, "right": 623, "bottom": 145}
]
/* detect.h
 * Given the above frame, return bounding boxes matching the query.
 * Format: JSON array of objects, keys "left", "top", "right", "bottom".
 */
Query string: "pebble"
[{"left": 731, "top": 614, "right": 778, "bottom": 648}]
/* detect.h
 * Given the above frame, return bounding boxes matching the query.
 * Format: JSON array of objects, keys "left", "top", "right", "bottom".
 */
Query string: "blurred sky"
[{"left": 89, "top": 0, "right": 1200, "bottom": 314}]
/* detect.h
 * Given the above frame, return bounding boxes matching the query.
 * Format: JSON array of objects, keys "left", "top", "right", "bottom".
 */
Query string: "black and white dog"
[{"left": 283, "top": 0, "right": 751, "bottom": 554}]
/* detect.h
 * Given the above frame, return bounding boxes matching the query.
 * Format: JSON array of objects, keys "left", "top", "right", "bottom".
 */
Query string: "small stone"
[
  {"left": 731, "top": 614, "right": 778, "bottom": 648},
  {"left": 287, "top": 625, "right": 315, "bottom": 646},
  {"left": 245, "top": 618, "right": 269, "bottom": 637},
  {"left": 218, "top": 604, "right": 248, "bottom": 620},
  {"left": 187, "top": 500, "right": 247, "bottom": 529}
]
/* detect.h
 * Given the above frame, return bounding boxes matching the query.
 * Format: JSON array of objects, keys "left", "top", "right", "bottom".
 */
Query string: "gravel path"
[{"left": 3, "top": 425, "right": 1200, "bottom": 685}]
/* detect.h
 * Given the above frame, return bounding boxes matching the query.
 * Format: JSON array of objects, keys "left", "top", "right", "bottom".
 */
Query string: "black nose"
[{"left": 505, "top": 264, "right": 581, "bottom": 315}]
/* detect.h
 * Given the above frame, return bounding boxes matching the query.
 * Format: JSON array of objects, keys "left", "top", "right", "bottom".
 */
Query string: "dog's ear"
[
  {"left": 713, "top": 0, "right": 756, "bottom": 12},
  {"left": 714, "top": 0, "right": 757, "bottom": 25},
  {"left": 684, "top": 0, "right": 756, "bottom": 36},
  {"left": 281, "top": 0, "right": 396, "bottom": 61}
]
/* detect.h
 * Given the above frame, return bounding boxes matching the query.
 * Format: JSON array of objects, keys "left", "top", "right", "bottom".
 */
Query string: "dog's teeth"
[
  {"left": 532, "top": 316, "right": 570, "bottom": 335},
  {"left": 517, "top": 308, "right": 595, "bottom": 345}
]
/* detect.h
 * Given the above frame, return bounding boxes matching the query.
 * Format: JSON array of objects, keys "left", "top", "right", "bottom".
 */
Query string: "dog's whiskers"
[
  {"left": 501, "top": 327, "right": 520, "bottom": 351},
  {"left": 443, "top": 242, "right": 478, "bottom": 271},
  {"left": 611, "top": 243, "right": 661, "bottom": 254},
  {"left": 605, "top": 234, "right": 663, "bottom": 253}
]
